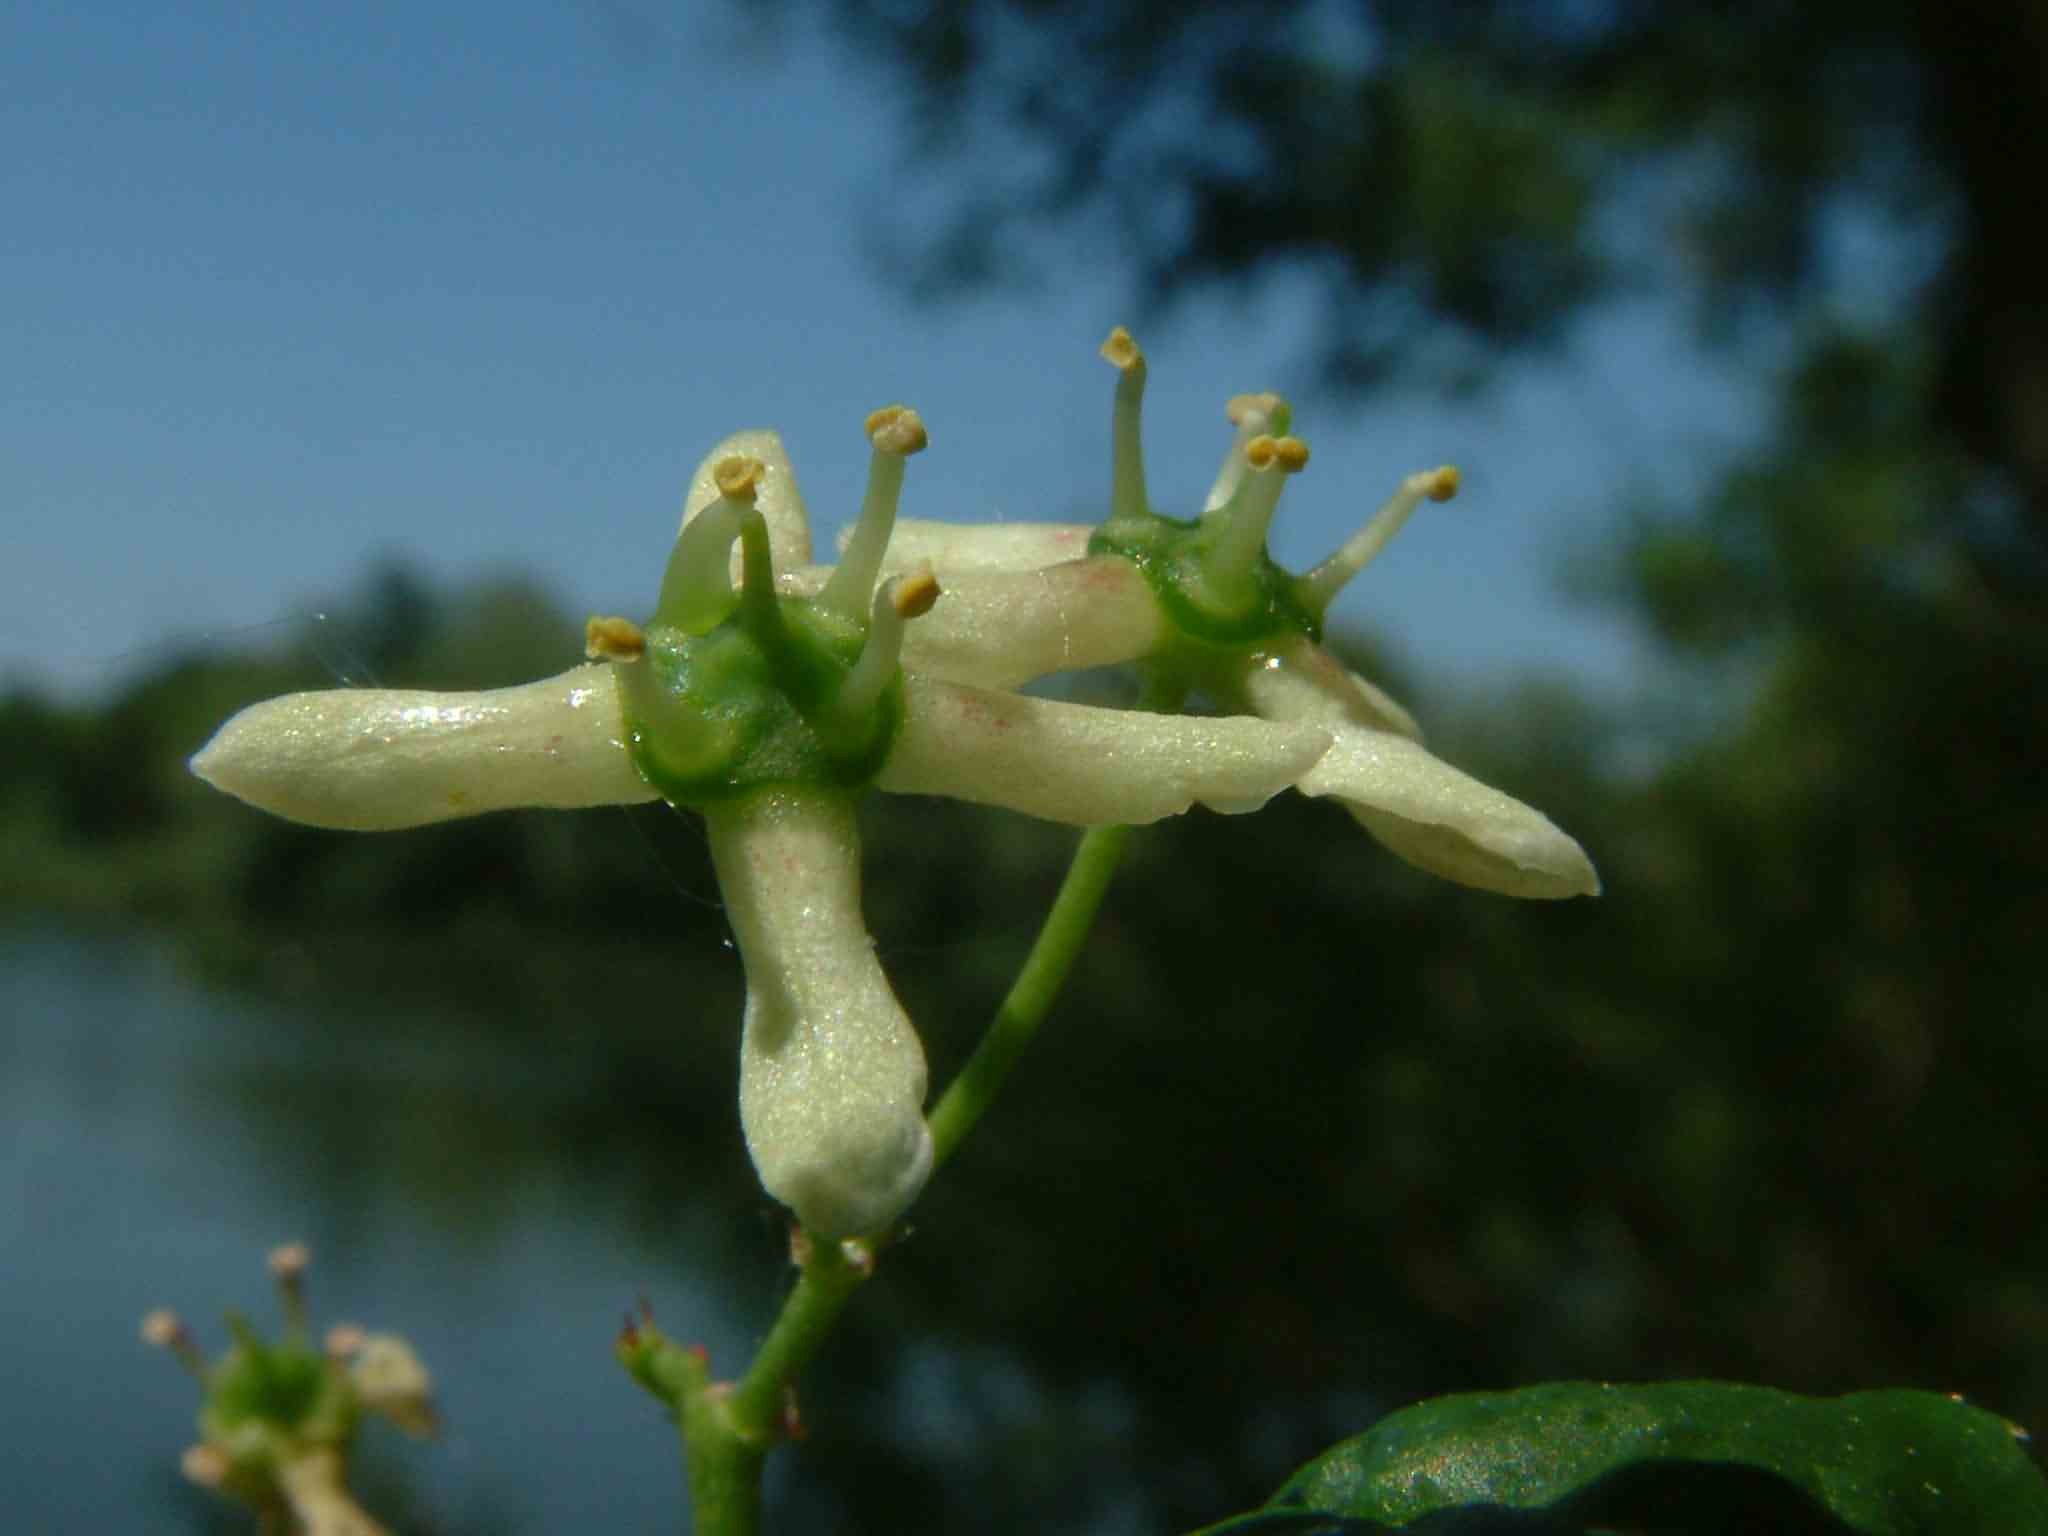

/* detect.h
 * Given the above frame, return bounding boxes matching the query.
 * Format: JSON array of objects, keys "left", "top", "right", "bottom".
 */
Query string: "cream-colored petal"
[
  {"left": 772, "top": 556, "right": 1160, "bottom": 688},
  {"left": 188, "top": 665, "right": 655, "bottom": 831},
  {"left": 680, "top": 429, "right": 813, "bottom": 583},
  {"left": 860, "top": 518, "right": 1096, "bottom": 574},
  {"left": 881, "top": 676, "right": 1331, "bottom": 825},
  {"left": 350, "top": 1335, "right": 438, "bottom": 1438},
  {"left": 1340, "top": 667, "right": 1424, "bottom": 744},
  {"left": 277, "top": 1450, "right": 389, "bottom": 1536},
  {"left": 1243, "top": 643, "right": 1599, "bottom": 898},
  {"left": 708, "top": 791, "right": 931, "bottom": 1237},
  {"left": 1247, "top": 636, "right": 1424, "bottom": 742},
  {"left": 902, "top": 558, "right": 1164, "bottom": 689},
  {"left": 764, "top": 548, "right": 1159, "bottom": 688}
]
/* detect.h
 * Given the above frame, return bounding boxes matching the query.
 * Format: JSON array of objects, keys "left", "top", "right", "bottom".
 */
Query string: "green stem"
[
  {"left": 682, "top": 1388, "right": 765, "bottom": 1536},
  {"left": 727, "top": 1236, "right": 872, "bottom": 1437},
  {"left": 655, "top": 819, "right": 1133, "bottom": 1535},
  {"left": 926, "top": 822, "right": 1132, "bottom": 1169}
]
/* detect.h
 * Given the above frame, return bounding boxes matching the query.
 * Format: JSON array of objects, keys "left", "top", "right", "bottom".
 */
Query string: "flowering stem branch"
[
  {"left": 926, "top": 822, "right": 1132, "bottom": 1169},
  {"left": 637, "top": 819, "right": 1132, "bottom": 1536},
  {"left": 728, "top": 1233, "right": 872, "bottom": 1437}
]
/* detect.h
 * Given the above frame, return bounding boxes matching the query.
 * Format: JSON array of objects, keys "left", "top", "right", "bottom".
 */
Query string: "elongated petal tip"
[
  {"left": 710, "top": 795, "right": 933, "bottom": 1238},
  {"left": 190, "top": 666, "right": 655, "bottom": 830},
  {"left": 1244, "top": 644, "right": 1597, "bottom": 898},
  {"left": 1299, "top": 731, "right": 1601, "bottom": 898},
  {"left": 1347, "top": 793, "right": 1601, "bottom": 899}
]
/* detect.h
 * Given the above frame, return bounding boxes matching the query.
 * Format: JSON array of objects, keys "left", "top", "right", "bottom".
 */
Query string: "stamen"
[
  {"left": 653, "top": 458, "right": 766, "bottom": 632},
  {"left": 181, "top": 1445, "right": 232, "bottom": 1489},
  {"left": 891, "top": 564, "right": 942, "bottom": 620},
  {"left": 268, "top": 1241, "right": 311, "bottom": 1341},
  {"left": 1296, "top": 464, "right": 1460, "bottom": 616},
  {"left": 141, "top": 1309, "right": 207, "bottom": 1378},
  {"left": 1100, "top": 326, "right": 1150, "bottom": 525},
  {"left": 1204, "top": 392, "right": 1291, "bottom": 514},
  {"left": 714, "top": 454, "right": 762, "bottom": 500},
  {"left": 864, "top": 404, "right": 928, "bottom": 457},
  {"left": 1201, "top": 434, "right": 1309, "bottom": 591},
  {"left": 584, "top": 615, "right": 647, "bottom": 663},
  {"left": 820, "top": 406, "right": 928, "bottom": 618},
  {"left": 831, "top": 562, "right": 939, "bottom": 732},
  {"left": 654, "top": 498, "right": 746, "bottom": 633},
  {"left": 734, "top": 502, "right": 782, "bottom": 631}
]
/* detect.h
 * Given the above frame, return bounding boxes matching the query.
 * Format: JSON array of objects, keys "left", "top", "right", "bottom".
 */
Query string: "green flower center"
[{"left": 607, "top": 432, "right": 930, "bottom": 808}]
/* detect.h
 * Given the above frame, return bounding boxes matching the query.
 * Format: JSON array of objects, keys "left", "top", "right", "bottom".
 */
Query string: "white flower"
[
  {"left": 848, "top": 329, "right": 1599, "bottom": 900},
  {"left": 191, "top": 408, "right": 1329, "bottom": 1236}
]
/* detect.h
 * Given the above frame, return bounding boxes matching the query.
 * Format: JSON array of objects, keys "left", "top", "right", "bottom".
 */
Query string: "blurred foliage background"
[{"left": 6, "top": 0, "right": 2045, "bottom": 1530}]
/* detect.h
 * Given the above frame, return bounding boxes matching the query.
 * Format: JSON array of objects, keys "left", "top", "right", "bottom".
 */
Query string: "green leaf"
[{"left": 1198, "top": 1382, "right": 2047, "bottom": 1534}]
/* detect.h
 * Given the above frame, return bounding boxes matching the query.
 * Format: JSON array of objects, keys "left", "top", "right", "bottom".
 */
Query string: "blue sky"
[{"left": 4, "top": 0, "right": 1760, "bottom": 708}]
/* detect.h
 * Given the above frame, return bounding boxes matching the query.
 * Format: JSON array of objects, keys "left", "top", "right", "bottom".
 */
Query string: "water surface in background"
[{"left": 0, "top": 925, "right": 763, "bottom": 1532}]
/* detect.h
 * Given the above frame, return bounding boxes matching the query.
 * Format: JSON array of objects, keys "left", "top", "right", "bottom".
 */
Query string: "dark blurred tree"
[{"left": 775, "top": 0, "right": 2045, "bottom": 577}]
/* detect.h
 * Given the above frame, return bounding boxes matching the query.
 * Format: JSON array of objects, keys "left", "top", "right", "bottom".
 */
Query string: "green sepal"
[
  {"left": 1197, "top": 1381, "right": 2048, "bottom": 1535},
  {"left": 1089, "top": 517, "right": 1322, "bottom": 652},
  {"left": 622, "top": 600, "right": 902, "bottom": 807}
]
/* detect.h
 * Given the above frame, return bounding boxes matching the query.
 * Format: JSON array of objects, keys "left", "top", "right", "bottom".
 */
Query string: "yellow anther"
[
  {"left": 1245, "top": 434, "right": 1279, "bottom": 469},
  {"left": 864, "top": 404, "right": 929, "bottom": 456},
  {"left": 713, "top": 455, "right": 763, "bottom": 501},
  {"left": 141, "top": 1309, "right": 185, "bottom": 1349},
  {"left": 1273, "top": 436, "right": 1310, "bottom": 472},
  {"left": 1423, "top": 464, "right": 1460, "bottom": 502},
  {"left": 890, "top": 565, "right": 942, "bottom": 619},
  {"left": 267, "top": 1242, "right": 311, "bottom": 1280},
  {"left": 584, "top": 615, "right": 647, "bottom": 662},
  {"left": 181, "top": 1445, "right": 231, "bottom": 1489},
  {"left": 1226, "top": 392, "right": 1284, "bottom": 427},
  {"left": 1099, "top": 325, "right": 1145, "bottom": 374}
]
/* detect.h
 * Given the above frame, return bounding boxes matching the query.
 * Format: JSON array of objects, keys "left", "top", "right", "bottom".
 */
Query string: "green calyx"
[
  {"left": 1090, "top": 326, "right": 1326, "bottom": 663},
  {"left": 201, "top": 1316, "right": 358, "bottom": 1453},
  {"left": 615, "top": 487, "right": 904, "bottom": 808},
  {"left": 624, "top": 607, "right": 901, "bottom": 805},
  {"left": 1088, "top": 515, "right": 1323, "bottom": 652}
]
